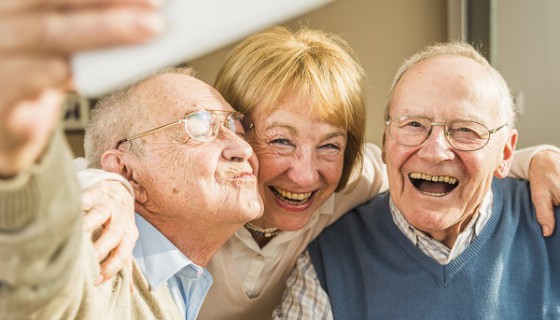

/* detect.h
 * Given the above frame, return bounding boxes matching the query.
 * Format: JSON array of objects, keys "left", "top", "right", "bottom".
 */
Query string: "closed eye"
[
  {"left": 270, "top": 138, "right": 292, "bottom": 146},
  {"left": 319, "top": 143, "right": 341, "bottom": 150}
]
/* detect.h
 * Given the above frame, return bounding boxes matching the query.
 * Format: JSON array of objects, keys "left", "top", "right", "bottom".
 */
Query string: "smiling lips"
[
  {"left": 409, "top": 172, "right": 459, "bottom": 197},
  {"left": 271, "top": 187, "right": 313, "bottom": 204}
]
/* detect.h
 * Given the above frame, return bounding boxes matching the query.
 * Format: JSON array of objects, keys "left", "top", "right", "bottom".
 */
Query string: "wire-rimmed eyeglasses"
[
  {"left": 115, "top": 109, "right": 247, "bottom": 149},
  {"left": 385, "top": 116, "right": 508, "bottom": 151}
]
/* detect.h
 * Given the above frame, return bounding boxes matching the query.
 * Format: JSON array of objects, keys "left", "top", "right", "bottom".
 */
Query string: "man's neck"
[
  {"left": 427, "top": 213, "right": 475, "bottom": 248},
  {"left": 139, "top": 212, "right": 241, "bottom": 267}
]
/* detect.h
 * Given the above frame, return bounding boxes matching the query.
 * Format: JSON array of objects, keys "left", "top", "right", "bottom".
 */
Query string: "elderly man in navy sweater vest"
[{"left": 275, "top": 42, "right": 560, "bottom": 320}]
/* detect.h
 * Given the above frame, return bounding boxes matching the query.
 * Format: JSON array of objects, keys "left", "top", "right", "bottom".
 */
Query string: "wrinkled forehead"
[
  {"left": 180, "top": 97, "right": 234, "bottom": 115},
  {"left": 144, "top": 73, "right": 234, "bottom": 119},
  {"left": 391, "top": 56, "right": 502, "bottom": 120}
]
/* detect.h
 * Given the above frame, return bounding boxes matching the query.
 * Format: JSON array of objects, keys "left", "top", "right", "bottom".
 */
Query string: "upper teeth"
[
  {"left": 275, "top": 188, "right": 312, "bottom": 201},
  {"left": 409, "top": 172, "right": 457, "bottom": 185}
]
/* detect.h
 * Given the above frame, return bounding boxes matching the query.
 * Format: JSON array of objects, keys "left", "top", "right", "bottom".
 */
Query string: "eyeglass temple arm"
[
  {"left": 489, "top": 123, "right": 508, "bottom": 134},
  {"left": 115, "top": 120, "right": 183, "bottom": 149}
]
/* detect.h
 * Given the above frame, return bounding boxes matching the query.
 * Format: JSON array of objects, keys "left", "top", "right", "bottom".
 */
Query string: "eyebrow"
[
  {"left": 265, "top": 122, "right": 346, "bottom": 140},
  {"left": 265, "top": 122, "right": 297, "bottom": 135},
  {"left": 322, "top": 131, "right": 347, "bottom": 141},
  {"left": 395, "top": 112, "right": 486, "bottom": 124}
]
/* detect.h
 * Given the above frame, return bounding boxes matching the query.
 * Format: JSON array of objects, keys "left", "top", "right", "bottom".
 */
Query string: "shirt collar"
[
  {"left": 389, "top": 190, "right": 494, "bottom": 263},
  {"left": 234, "top": 193, "right": 336, "bottom": 247},
  {"left": 133, "top": 213, "right": 203, "bottom": 290},
  {"left": 316, "top": 194, "right": 335, "bottom": 215}
]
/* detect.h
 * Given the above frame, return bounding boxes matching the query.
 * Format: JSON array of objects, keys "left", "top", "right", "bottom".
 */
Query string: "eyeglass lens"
[
  {"left": 388, "top": 117, "right": 491, "bottom": 151},
  {"left": 184, "top": 110, "right": 247, "bottom": 142}
]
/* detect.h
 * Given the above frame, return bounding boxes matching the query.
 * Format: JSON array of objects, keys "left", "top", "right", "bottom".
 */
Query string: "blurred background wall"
[
  {"left": 493, "top": 0, "right": 560, "bottom": 148},
  {"left": 66, "top": 0, "right": 447, "bottom": 157},
  {"left": 66, "top": 0, "right": 558, "bottom": 157}
]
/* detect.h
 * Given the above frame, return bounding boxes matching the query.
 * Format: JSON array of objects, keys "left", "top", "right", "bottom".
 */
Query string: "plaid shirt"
[
  {"left": 389, "top": 192, "right": 493, "bottom": 265},
  {"left": 274, "top": 192, "right": 494, "bottom": 319}
]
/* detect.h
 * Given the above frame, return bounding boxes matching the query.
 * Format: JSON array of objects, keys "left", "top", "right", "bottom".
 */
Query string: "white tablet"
[{"left": 72, "top": 0, "right": 334, "bottom": 97}]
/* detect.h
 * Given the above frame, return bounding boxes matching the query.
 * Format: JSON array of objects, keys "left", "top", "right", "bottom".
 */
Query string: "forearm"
[
  {"left": 77, "top": 168, "right": 134, "bottom": 195},
  {"left": 510, "top": 145, "right": 560, "bottom": 179},
  {"left": 0, "top": 128, "right": 84, "bottom": 316}
]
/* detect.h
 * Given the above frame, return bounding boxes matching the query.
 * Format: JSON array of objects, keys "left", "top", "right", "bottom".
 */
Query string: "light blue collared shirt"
[{"left": 133, "top": 214, "right": 213, "bottom": 319}]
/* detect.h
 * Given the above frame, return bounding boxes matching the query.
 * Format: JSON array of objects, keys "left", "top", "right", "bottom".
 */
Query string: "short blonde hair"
[
  {"left": 215, "top": 26, "right": 366, "bottom": 192},
  {"left": 385, "top": 42, "right": 516, "bottom": 127}
]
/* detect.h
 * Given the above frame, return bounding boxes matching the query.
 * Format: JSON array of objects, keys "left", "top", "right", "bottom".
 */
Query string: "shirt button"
[{"left": 196, "top": 269, "right": 204, "bottom": 277}]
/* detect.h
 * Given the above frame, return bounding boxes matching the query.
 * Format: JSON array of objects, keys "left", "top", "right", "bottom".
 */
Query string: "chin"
[{"left": 245, "top": 200, "right": 264, "bottom": 221}]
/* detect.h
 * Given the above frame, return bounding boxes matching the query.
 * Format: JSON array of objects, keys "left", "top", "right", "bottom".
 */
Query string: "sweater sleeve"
[
  {"left": 77, "top": 168, "right": 134, "bottom": 195},
  {"left": 509, "top": 145, "right": 560, "bottom": 179},
  {"left": 0, "top": 128, "right": 88, "bottom": 317}
]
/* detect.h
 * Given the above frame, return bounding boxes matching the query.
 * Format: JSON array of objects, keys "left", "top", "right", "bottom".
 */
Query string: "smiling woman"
[
  {"left": 248, "top": 106, "right": 347, "bottom": 232},
  {"left": 200, "top": 26, "right": 387, "bottom": 319}
]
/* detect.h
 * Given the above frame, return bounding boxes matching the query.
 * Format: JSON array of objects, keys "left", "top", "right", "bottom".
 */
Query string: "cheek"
[
  {"left": 320, "top": 157, "right": 345, "bottom": 189},
  {"left": 250, "top": 139, "right": 279, "bottom": 161},
  {"left": 159, "top": 144, "right": 216, "bottom": 183},
  {"left": 464, "top": 153, "right": 498, "bottom": 184},
  {"left": 256, "top": 154, "right": 290, "bottom": 183},
  {"left": 385, "top": 146, "right": 410, "bottom": 179},
  {"left": 251, "top": 141, "right": 290, "bottom": 182}
]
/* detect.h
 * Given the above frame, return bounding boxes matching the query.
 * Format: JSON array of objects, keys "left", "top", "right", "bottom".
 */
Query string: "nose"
[
  {"left": 287, "top": 149, "right": 320, "bottom": 187},
  {"left": 417, "top": 125, "right": 455, "bottom": 163},
  {"left": 220, "top": 125, "right": 254, "bottom": 162}
]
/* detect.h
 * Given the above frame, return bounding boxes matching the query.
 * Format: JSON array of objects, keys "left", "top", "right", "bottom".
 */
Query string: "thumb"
[{"left": 532, "top": 192, "right": 556, "bottom": 237}]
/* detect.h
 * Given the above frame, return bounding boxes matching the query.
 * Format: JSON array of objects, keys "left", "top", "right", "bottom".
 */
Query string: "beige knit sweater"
[{"left": 0, "top": 129, "right": 182, "bottom": 320}]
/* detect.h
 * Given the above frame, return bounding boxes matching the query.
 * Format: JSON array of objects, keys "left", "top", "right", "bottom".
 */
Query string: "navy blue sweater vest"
[{"left": 308, "top": 178, "right": 560, "bottom": 320}]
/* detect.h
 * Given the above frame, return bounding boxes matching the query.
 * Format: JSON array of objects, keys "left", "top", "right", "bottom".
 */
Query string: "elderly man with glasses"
[
  {"left": 1, "top": 67, "right": 263, "bottom": 319},
  {"left": 275, "top": 42, "right": 560, "bottom": 320}
]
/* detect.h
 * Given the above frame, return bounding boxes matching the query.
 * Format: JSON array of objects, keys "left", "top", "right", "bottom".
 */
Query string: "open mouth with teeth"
[
  {"left": 270, "top": 187, "right": 314, "bottom": 205},
  {"left": 409, "top": 172, "right": 459, "bottom": 197}
]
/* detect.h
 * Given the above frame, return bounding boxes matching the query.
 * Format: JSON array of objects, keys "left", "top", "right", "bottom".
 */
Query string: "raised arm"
[{"left": 0, "top": 0, "right": 163, "bottom": 316}]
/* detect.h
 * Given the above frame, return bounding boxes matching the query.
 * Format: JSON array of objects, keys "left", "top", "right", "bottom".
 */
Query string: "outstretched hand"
[{"left": 0, "top": 0, "right": 164, "bottom": 176}]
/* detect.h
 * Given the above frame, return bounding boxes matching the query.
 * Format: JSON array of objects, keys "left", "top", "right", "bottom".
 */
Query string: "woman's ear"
[
  {"left": 101, "top": 150, "right": 148, "bottom": 205},
  {"left": 494, "top": 129, "right": 518, "bottom": 178}
]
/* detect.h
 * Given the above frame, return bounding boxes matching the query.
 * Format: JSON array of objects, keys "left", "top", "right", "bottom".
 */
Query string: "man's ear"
[
  {"left": 494, "top": 129, "right": 518, "bottom": 178},
  {"left": 101, "top": 150, "right": 148, "bottom": 205}
]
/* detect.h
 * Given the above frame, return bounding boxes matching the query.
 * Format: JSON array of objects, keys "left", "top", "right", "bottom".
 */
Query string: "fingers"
[
  {"left": 0, "top": 0, "right": 161, "bottom": 15},
  {"left": 82, "top": 184, "right": 113, "bottom": 232},
  {"left": 0, "top": 56, "right": 69, "bottom": 109},
  {"left": 96, "top": 226, "right": 139, "bottom": 285},
  {"left": 0, "top": 0, "right": 166, "bottom": 107},
  {"left": 92, "top": 216, "right": 123, "bottom": 261},
  {"left": 80, "top": 179, "right": 136, "bottom": 284},
  {"left": 533, "top": 195, "right": 556, "bottom": 237},
  {"left": 0, "top": 8, "right": 165, "bottom": 54},
  {"left": 83, "top": 207, "right": 111, "bottom": 234},
  {"left": 0, "top": 89, "right": 65, "bottom": 176}
]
